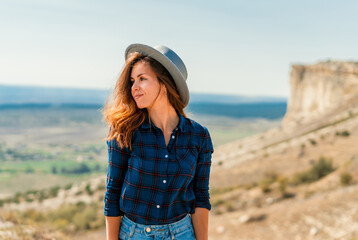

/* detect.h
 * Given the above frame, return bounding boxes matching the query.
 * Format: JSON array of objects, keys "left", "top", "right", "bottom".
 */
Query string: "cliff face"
[{"left": 282, "top": 61, "right": 358, "bottom": 129}]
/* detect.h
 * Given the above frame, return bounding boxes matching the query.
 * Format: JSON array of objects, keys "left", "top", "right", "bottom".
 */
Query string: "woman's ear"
[{"left": 162, "top": 85, "right": 167, "bottom": 96}]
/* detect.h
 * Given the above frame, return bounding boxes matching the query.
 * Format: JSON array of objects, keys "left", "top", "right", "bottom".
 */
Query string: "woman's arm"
[
  {"left": 191, "top": 207, "right": 209, "bottom": 240},
  {"left": 104, "top": 139, "right": 130, "bottom": 239},
  {"left": 192, "top": 127, "right": 214, "bottom": 240},
  {"left": 106, "top": 216, "right": 122, "bottom": 240}
]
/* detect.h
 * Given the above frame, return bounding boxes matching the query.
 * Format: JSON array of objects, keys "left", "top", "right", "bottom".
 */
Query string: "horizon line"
[{"left": 0, "top": 83, "right": 289, "bottom": 99}]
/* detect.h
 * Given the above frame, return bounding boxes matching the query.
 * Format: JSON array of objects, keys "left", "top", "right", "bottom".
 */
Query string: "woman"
[{"left": 103, "top": 43, "right": 214, "bottom": 240}]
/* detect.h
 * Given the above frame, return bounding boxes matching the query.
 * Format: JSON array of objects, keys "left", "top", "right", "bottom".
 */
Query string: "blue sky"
[{"left": 1, "top": 0, "right": 357, "bottom": 97}]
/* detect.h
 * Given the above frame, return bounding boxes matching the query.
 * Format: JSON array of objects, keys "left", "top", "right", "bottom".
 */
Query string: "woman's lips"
[{"left": 134, "top": 94, "right": 143, "bottom": 100}]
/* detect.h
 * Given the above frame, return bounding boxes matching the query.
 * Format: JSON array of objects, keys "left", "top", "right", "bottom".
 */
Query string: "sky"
[{"left": 0, "top": 0, "right": 357, "bottom": 98}]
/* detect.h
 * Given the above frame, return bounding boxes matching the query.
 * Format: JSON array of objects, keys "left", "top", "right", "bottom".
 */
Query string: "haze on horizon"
[{"left": 1, "top": 0, "right": 357, "bottom": 98}]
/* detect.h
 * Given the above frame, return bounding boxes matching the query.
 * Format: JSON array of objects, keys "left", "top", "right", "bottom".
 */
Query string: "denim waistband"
[{"left": 121, "top": 214, "right": 192, "bottom": 239}]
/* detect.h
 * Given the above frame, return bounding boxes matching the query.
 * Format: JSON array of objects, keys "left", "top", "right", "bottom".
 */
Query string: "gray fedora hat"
[{"left": 125, "top": 43, "right": 190, "bottom": 106}]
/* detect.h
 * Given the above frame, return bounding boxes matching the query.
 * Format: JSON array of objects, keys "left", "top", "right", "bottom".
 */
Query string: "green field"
[{"left": 0, "top": 107, "right": 281, "bottom": 198}]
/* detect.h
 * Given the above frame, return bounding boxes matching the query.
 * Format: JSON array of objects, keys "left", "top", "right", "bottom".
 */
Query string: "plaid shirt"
[{"left": 104, "top": 112, "right": 214, "bottom": 225}]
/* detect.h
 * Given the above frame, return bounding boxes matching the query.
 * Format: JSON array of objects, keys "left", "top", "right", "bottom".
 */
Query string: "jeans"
[{"left": 119, "top": 214, "right": 195, "bottom": 240}]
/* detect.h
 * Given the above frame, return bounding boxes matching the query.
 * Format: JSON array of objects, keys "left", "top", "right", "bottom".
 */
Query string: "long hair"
[{"left": 102, "top": 52, "right": 187, "bottom": 151}]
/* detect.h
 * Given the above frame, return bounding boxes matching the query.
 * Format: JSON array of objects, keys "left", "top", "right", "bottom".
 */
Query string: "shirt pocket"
[
  {"left": 175, "top": 146, "right": 198, "bottom": 178},
  {"left": 127, "top": 154, "right": 141, "bottom": 184}
]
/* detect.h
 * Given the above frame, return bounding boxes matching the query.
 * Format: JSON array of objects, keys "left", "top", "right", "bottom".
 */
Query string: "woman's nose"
[{"left": 131, "top": 81, "right": 139, "bottom": 90}]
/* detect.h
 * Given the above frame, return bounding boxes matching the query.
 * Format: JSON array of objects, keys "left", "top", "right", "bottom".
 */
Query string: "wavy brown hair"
[{"left": 102, "top": 52, "right": 187, "bottom": 151}]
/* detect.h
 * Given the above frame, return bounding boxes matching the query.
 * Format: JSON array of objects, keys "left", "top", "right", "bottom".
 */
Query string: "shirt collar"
[{"left": 140, "top": 111, "right": 187, "bottom": 133}]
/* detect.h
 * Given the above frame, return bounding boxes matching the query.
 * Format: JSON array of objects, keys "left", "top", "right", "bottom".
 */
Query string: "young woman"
[{"left": 103, "top": 44, "right": 214, "bottom": 240}]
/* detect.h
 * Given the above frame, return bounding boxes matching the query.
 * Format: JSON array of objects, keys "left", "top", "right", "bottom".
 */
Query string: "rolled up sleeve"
[
  {"left": 193, "top": 127, "right": 214, "bottom": 210},
  {"left": 104, "top": 139, "right": 130, "bottom": 217}
]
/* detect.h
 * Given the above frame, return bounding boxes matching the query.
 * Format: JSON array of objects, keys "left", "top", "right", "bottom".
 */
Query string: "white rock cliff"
[{"left": 282, "top": 61, "right": 358, "bottom": 130}]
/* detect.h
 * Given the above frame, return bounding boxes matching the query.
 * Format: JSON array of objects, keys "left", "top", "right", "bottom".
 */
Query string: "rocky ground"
[{"left": 207, "top": 108, "right": 358, "bottom": 240}]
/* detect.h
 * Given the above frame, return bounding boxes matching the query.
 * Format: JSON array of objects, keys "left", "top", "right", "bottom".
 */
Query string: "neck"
[{"left": 147, "top": 103, "right": 179, "bottom": 134}]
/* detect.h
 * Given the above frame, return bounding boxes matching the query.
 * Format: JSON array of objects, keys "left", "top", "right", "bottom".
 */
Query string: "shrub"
[
  {"left": 309, "top": 139, "right": 317, "bottom": 146},
  {"left": 22, "top": 209, "right": 45, "bottom": 222},
  {"left": 260, "top": 171, "right": 278, "bottom": 193},
  {"left": 292, "top": 157, "right": 335, "bottom": 185},
  {"left": 51, "top": 166, "right": 58, "bottom": 174},
  {"left": 215, "top": 209, "right": 224, "bottom": 215},
  {"left": 341, "top": 130, "right": 350, "bottom": 137},
  {"left": 38, "top": 191, "right": 46, "bottom": 202},
  {"left": 212, "top": 199, "right": 225, "bottom": 207},
  {"left": 75, "top": 190, "right": 83, "bottom": 196},
  {"left": 25, "top": 167, "right": 34, "bottom": 173},
  {"left": 61, "top": 163, "right": 91, "bottom": 175},
  {"left": 13, "top": 192, "right": 22, "bottom": 203},
  {"left": 225, "top": 203, "right": 236, "bottom": 212},
  {"left": 85, "top": 184, "right": 93, "bottom": 195},
  {"left": 96, "top": 183, "right": 105, "bottom": 191},
  {"left": 336, "top": 130, "right": 350, "bottom": 137},
  {"left": 53, "top": 218, "right": 70, "bottom": 231},
  {"left": 277, "top": 176, "right": 288, "bottom": 194},
  {"left": 25, "top": 194, "right": 35, "bottom": 202},
  {"left": 60, "top": 202, "right": 104, "bottom": 231},
  {"left": 94, "top": 163, "right": 101, "bottom": 171},
  {"left": 340, "top": 172, "right": 353, "bottom": 186},
  {"left": 260, "top": 179, "right": 272, "bottom": 193},
  {"left": 49, "top": 186, "right": 60, "bottom": 198}
]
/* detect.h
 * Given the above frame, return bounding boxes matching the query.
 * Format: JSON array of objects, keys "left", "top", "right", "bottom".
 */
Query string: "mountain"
[
  {"left": 0, "top": 85, "right": 110, "bottom": 105},
  {"left": 0, "top": 84, "right": 286, "bottom": 105}
]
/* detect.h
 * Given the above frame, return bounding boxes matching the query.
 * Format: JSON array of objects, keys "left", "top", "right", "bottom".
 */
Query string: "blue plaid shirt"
[{"left": 104, "top": 112, "right": 214, "bottom": 225}]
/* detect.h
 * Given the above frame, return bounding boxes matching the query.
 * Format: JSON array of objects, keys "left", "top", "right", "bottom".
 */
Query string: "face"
[{"left": 130, "top": 61, "right": 166, "bottom": 109}]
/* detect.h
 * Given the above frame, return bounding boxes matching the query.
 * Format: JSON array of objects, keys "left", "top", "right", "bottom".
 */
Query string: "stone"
[{"left": 282, "top": 61, "right": 358, "bottom": 129}]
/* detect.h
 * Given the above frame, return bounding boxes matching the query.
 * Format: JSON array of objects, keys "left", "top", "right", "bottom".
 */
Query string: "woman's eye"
[{"left": 140, "top": 77, "right": 146, "bottom": 81}]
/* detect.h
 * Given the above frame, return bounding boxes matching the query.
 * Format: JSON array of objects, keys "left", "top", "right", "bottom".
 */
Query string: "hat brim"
[{"left": 125, "top": 43, "right": 189, "bottom": 106}]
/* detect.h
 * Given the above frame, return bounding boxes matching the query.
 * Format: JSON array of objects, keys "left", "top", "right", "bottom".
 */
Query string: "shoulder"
[
  {"left": 182, "top": 115, "right": 211, "bottom": 137},
  {"left": 182, "top": 115, "right": 214, "bottom": 152},
  {"left": 106, "top": 138, "right": 131, "bottom": 154}
]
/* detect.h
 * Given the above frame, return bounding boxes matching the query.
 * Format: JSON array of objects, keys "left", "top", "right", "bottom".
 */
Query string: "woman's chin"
[{"left": 135, "top": 103, "right": 147, "bottom": 109}]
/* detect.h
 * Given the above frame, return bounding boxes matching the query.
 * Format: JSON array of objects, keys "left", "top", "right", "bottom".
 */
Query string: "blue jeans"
[{"left": 119, "top": 214, "right": 195, "bottom": 240}]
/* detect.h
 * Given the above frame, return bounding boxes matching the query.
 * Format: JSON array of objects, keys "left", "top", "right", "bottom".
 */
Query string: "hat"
[{"left": 125, "top": 43, "right": 189, "bottom": 106}]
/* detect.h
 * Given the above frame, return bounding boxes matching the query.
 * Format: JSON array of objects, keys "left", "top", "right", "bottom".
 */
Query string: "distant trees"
[
  {"left": 0, "top": 145, "right": 53, "bottom": 161},
  {"left": 51, "top": 162, "right": 102, "bottom": 175},
  {"left": 61, "top": 163, "right": 91, "bottom": 175}
]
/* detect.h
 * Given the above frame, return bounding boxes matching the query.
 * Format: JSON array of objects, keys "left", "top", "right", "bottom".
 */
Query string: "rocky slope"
[{"left": 209, "top": 60, "right": 358, "bottom": 240}]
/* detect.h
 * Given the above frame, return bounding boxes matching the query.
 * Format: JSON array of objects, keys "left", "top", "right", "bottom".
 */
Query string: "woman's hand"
[
  {"left": 191, "top": 207, "right": 209, "bottom": 240},
  {"left": 106, "top": 216, "right": 122, "bottom": 240}
]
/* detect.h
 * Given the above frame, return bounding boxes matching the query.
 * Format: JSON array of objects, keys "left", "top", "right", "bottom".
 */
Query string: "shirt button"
[
  {"left": 157, "top": 205, "right": 160, "bottom": 208},
  {"left": 146, "top": 227, "right": 151, "bottom": 233},
  {"left": 163, "top": 180, "right": 167, "bottom": 183},
  {"left": 172, "top": 135, "right": 175, "bottom": 139},
  {"left": 165, "top": 154, "right": 168, "bottom": 158}
]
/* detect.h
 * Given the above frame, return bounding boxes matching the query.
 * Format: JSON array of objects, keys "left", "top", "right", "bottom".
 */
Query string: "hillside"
[
  {"left": 1, "top": 61, "right": 358, "bottom": 239},
  {"left": 208, "top": 60, "right": 358, "bottom": 239},
  {"left": 209, "top": 107, "right": 358, "bottom": 239}
]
